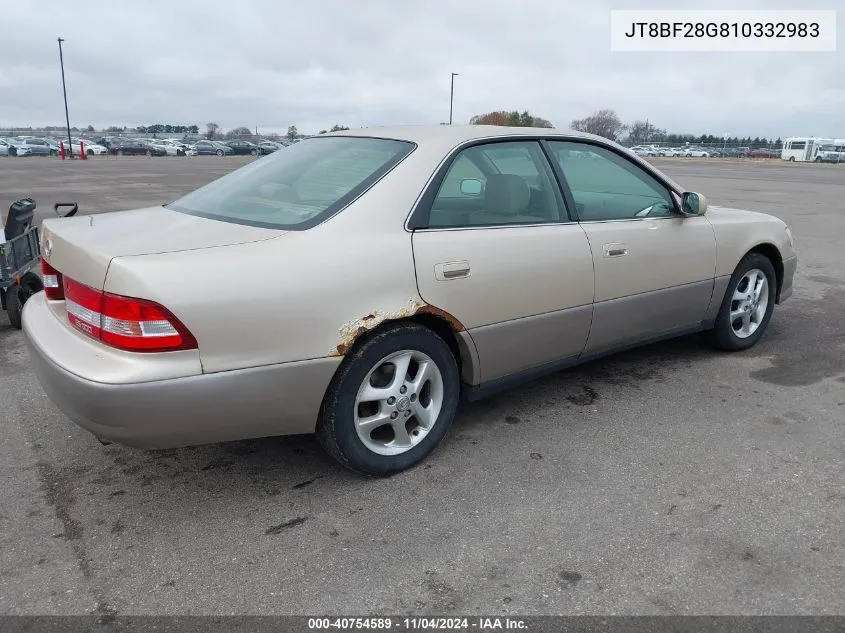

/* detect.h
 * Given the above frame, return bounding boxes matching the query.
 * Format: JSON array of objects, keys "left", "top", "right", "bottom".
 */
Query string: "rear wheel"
[
  {"left": 146, "top": 150, "right": 152, "bottom": 157},
  {"left": 789, "top": 156, "right": 795, "bottom": 162},
  {"left": 5, "top": 273, "right": 43, "bottom": 329},
  {"left": 216, "top": 149, "right": 224, "bottom": 156},
  {"left": 316, "top": 323, "right": 460, "bottom": 477},
  {"left": 704, "top": 253, "right": 777, "bottom": 351},
  {"left": 87, "top": 149, "right": 94, "bottom": 156},
  {"left": 250, "top": 149, "right": 258, "bottom": 156},
  {"left": 117, "top": 150, "right": 124, "bottom": 156}
]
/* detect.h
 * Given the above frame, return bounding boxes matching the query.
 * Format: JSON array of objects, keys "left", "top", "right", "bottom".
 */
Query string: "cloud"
[{"left": 0, "top": 0, "right": 842, "bottom": 137}]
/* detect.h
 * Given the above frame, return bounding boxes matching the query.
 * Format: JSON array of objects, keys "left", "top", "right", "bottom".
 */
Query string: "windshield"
[{"left": 167, "top": 136, "right": 415, "bottom": 229}]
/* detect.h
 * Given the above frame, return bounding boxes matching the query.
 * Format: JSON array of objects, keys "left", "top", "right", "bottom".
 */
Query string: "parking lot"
[{"left": 1, "top": 157, "right": 843, "bottom": 616}]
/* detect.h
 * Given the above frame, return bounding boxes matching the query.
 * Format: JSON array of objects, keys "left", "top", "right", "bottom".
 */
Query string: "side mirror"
[
  {"left": 681, "top": 192, "right": 708, "bottom": 216},
  {"left": 460, "top": 178, "right": 483, "bottom": 196}
]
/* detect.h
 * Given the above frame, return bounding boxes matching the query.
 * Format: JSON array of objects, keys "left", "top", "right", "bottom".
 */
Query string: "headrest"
[{"left": 484, "top": 174, "right": 530, "bottom": 215}]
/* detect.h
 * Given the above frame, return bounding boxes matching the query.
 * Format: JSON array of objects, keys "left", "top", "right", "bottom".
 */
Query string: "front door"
[
  {"left": 547, "top": 140, "right": 717, "bottom": 355},
  {"left": 411, "top": 139, "right": 595, "bottom": 384}
]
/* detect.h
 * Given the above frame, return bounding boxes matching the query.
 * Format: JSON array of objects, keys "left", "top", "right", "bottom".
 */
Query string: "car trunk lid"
[{"left": 40, "top": 205, "right": 283, "bottom": 291}]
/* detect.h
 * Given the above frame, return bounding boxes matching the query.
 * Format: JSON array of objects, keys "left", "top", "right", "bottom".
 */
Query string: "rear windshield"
[{"left": 167, "top": 136, "right": 415, "bottom": 229}]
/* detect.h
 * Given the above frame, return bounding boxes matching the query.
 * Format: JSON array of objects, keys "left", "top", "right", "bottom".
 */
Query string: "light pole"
[
  {"left": 57, "top": 37, "right": 73, "bottom": 158},
  {"left": 449, "top": 72, "right": 459, "bottom": 125}
]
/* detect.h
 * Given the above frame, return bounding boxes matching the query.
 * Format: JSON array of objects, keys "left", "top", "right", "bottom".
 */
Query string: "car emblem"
[
  {"left": 43, "top": 238, "right": 52, "bottom": 260},
  {"left": 396, "top": 396, "right": 411, "bottom": 412}
]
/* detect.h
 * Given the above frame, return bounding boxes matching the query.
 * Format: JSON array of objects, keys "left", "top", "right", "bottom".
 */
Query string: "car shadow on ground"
[{"left": 81, "top": 331, "right": 719, "bottom": 495}]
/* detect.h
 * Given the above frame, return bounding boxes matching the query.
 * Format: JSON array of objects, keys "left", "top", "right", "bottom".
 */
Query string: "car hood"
[
  {"left": 706, "top": 204, "right": 787, "bottom": 227},
  {"left": 40, "top": 205, "right": 285, "bottom": 290}
]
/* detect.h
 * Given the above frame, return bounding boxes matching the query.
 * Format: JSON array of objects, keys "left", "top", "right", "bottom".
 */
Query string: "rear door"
[
  {"left": 547, "top": 140, "right": 716, "bottom": 355},
  {"left": 411, "top": 139, "right": 594, "bottom": 384}
]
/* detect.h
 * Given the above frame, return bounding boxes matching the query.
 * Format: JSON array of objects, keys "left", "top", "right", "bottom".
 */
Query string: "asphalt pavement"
[{"left": 0, "top": 156, "right": 843, "bottom": 616}]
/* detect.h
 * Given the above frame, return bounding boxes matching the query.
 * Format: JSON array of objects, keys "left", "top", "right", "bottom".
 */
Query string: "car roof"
[{"left": 325, "top": 124, "right": 611, "bottom": 146}]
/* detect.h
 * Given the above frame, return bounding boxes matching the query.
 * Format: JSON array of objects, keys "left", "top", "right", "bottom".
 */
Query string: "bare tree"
[
  {"left": 625, "top": 120, "right": 667, "bottom": 146},
  {"left": 287, "top": 125, "right": 299, "bottom": 140},
  {"left": 206, "top": 122, "right": 220, "bottom": 139},
  {"left": 470, "top": 110, "right": 554, "bottom": 128},
  {"left": 226, "top": 126, "right": 253, "bottom": 139},
  {"left": 570, "top": 109, "right": 627, "bottom": 141}
]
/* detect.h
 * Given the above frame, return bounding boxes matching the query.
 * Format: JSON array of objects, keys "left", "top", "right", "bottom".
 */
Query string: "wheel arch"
[
  {"left": 743, "top": 242, "right": 784, "bottom": 301},
  {"left": 331, "top": 304, "right": 480, "bottom": 386}
]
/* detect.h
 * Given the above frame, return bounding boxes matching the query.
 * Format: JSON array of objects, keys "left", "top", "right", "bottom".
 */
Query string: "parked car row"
[
  {"left": 630, "top": 145, "right": 712, "bottom": 158},
  {"left": 1, "top": 135, "right": 292, "bottom": 158},
  {"left": 0, "top": 136, "right": 112, "bottom": 156},
  {"left": 628, "top": 144, "right": 784, "bottom": 159}
]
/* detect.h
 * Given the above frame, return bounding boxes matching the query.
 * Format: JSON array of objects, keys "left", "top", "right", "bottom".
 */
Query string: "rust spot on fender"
[
  {"left": 414, "top": 304, "right": 465, "bottom": 333},
  {"left": 331, "top": 298, "right": 466, "bottom": 356}
]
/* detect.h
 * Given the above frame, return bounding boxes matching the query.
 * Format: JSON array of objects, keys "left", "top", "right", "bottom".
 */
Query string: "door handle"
[
  {"left": 603, "top": 243, "right": 628, "bottom": 258},
  {"left": 435, "top": 261, "right": 471, "bottom": 280}
]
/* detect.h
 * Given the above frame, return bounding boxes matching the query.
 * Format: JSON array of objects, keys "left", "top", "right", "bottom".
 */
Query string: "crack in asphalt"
[{"left": 35, "top": 459, "right": 116, "bottom": 620}]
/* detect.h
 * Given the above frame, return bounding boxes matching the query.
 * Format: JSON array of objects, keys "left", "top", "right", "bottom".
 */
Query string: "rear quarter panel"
[{"left": 104, "top": 225, "right": 421, "bottom": 373}]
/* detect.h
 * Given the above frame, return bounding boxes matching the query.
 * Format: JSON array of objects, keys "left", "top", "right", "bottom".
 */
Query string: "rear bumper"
[
  {"left": 779, "top": 255, "right": 798, "bottom": 303},
  {"left": 22, "top": 293, "right": 341, "bottom": 449}
]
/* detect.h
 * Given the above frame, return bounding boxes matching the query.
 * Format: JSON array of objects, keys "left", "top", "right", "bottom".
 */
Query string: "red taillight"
[
  {"left": 41, "top": 258, "right": 64, "bottom": 300},
  {"left": 63, "top": 277, "right": 197, "bottom": 353}
]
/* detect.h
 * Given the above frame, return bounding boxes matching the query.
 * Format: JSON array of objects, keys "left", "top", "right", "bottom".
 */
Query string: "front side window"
[
  {"left": 548, "top": 141, "right": 675, "bottom": 221},
  {"left": 426, "top": 141, "right": 566, "bottom": 228},
  {"left": 168, "top": 136, "right": 414, "bottom": 229}
]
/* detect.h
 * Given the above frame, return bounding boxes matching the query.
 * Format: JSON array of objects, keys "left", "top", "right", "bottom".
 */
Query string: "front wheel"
[
  {"left": 316, "top": 323, "right": 460, "bottom": 477},
  {"left": 216, "top": 149, "right": 224, "bottom": 156},
  {"left": 704, "top": 253, "right": 777, "bottom": 351},
  {"left": 789, "top": 156, "right": 795, "bottom": 162}
]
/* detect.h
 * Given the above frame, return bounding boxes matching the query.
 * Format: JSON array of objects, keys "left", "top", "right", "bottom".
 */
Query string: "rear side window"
[{"left": 168, "top": 137, "right": 414, "bottom": 229}]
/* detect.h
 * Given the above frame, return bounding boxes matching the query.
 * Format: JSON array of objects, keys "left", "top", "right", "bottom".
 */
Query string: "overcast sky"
[{"left": 1, "top": 0, "right": 842, "bottom": 138}]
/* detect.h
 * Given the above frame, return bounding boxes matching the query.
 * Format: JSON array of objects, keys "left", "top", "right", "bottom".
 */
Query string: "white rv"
[{"left": 781, "top": 137, "right": 833, "bottom": 162}]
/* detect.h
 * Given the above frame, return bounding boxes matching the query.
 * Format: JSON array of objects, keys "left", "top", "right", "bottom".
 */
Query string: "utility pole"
[
  {"left": 57, "top": 37, "right": 74, "bottom": 158},
  {"left": 449, "top": 73, "right": 459, "bottom": 125}
]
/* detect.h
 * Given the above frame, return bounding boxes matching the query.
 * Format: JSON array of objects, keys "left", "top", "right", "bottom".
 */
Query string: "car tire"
[
  {"left": 216, "top": 149, "right": 224, "bottom": 156},
  {"left": 316, "top": 322, "right": 461, "bottom": 477},
  {"left": 5, "top": 273, "right": 43, "bottom": 330},
  {"left": 87, "top": 149, "right": 94, "bottom": 156},
  {"left": 789, "top": 156, "right": 795, "bottom": 162},
  {"left": 704, "top": 253, "right": 777, "bottom": 352},
  {"left": 117, "top": 150, "right": 124, "bottom": 156},
  {"left": 250, "top": 149, "right": 258, "bottom": 156},
  {"left": 9, "top": 148, "right": 16, "bottom": 157},
  {"left": 145, "top": 150, "right": 152, "bottom": 157},
  {"left": 50, "top": 150, "right": 58, "bottom": 157}
]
